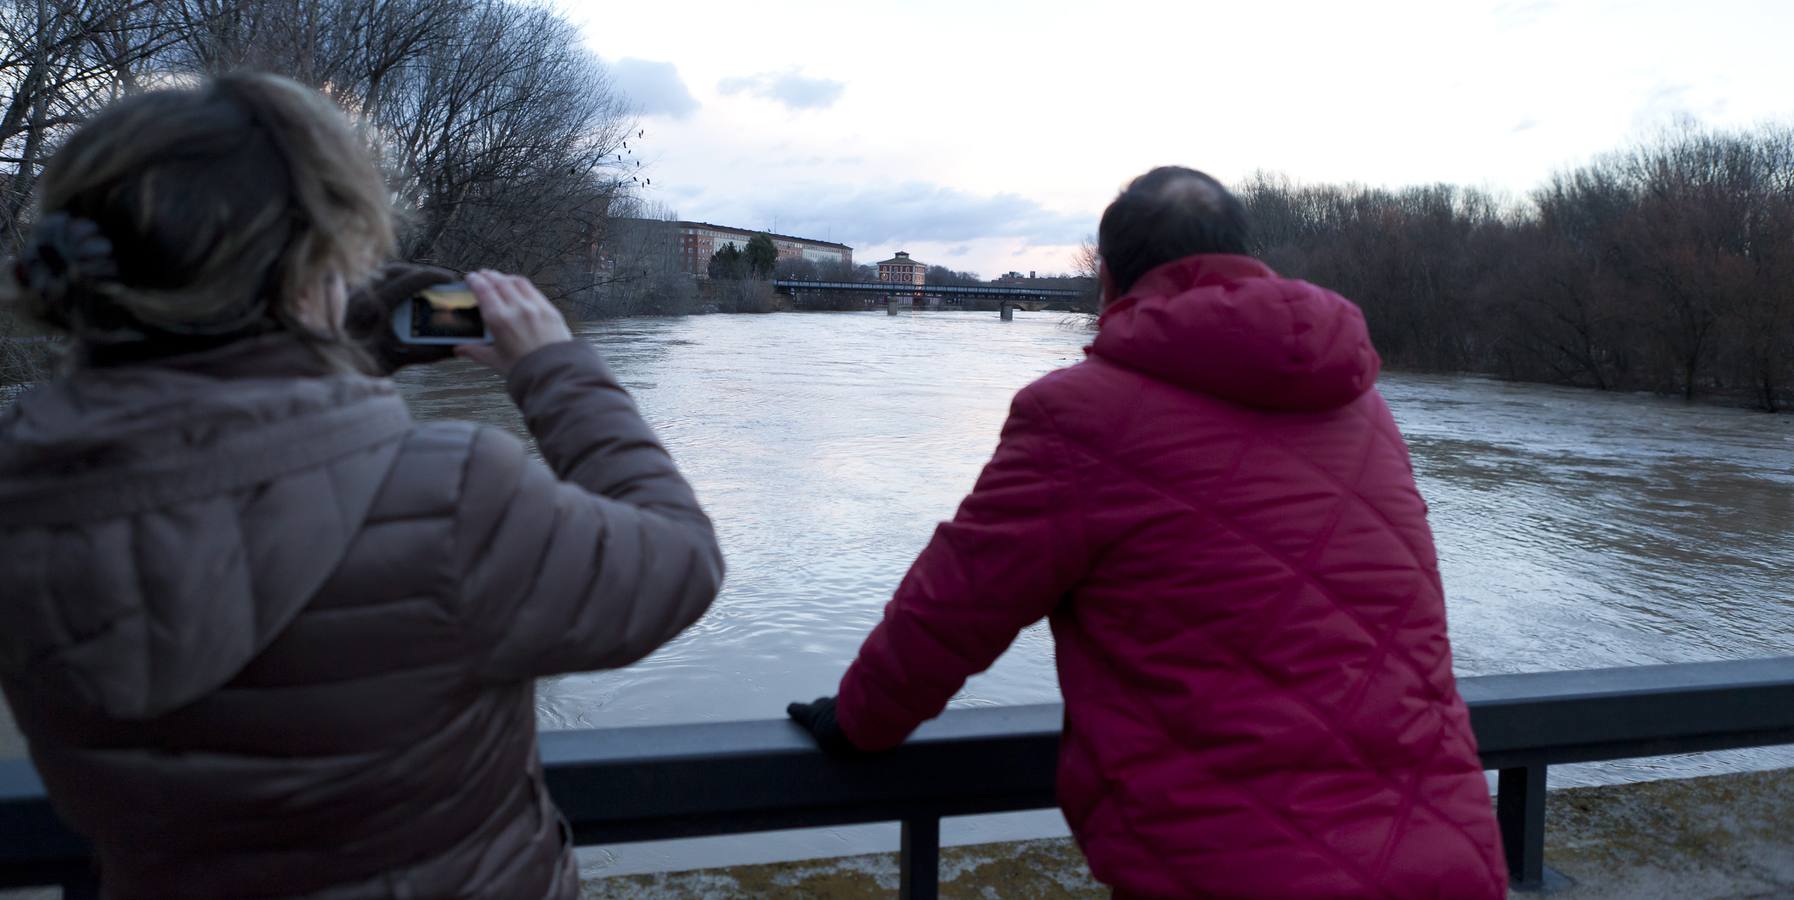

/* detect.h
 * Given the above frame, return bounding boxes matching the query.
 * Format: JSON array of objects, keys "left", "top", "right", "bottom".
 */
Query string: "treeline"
[
  {"left": 583, "top": 204, "right": 701, "bottom": 317},
  {"left": 1238, "top": 123, "right": 1794, "bottom": 411},
  {"left": 1, "top": 0, "right": 634, "bottom": 385}
]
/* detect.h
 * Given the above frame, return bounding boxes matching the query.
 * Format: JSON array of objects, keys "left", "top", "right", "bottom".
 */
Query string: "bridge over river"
[{"left": 771, "top": 279, "right": 1084, "bottom": 318}]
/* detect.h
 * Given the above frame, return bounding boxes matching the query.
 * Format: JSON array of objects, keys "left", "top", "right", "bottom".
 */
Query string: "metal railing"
[
  {"left": 4, "top": 656, "right": 1793, "bottom": 897},
  {"left": 772, "top": 279, "right": 1083, "bottom": 299}
]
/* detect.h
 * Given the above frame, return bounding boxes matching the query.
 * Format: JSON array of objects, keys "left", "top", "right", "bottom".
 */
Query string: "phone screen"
[{"left": 410, "top": 284, "right": 484, "bottom": 339}]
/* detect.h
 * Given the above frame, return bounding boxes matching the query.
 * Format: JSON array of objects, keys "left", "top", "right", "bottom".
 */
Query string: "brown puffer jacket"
[{"left": 0, "top": 334, "right": 724, "bottom": 899}]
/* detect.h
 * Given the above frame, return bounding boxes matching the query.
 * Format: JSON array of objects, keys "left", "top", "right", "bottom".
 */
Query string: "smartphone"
[{"left": 391, "top": 282, "right": 492, "bottom": 344}]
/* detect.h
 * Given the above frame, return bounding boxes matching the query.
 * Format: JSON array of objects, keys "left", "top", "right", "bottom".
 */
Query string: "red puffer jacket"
[{"left": 835, "top": 254, "right": 1506, "bottom": 898}]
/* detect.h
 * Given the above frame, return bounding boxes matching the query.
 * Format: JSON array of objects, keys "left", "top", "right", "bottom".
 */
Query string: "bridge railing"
[
  {"left": 5, "top": 656, "right": 1794, "bottom": 897},
  {"left": 771, "top": 279, "right": 1083, "bottom": 298}
]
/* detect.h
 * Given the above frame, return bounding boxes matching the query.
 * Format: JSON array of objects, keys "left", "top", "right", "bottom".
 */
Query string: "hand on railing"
[{"left": 787, "top": 696, "right": 865, "bottom": 757}]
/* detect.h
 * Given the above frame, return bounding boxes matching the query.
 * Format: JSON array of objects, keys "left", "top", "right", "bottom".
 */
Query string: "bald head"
[{"left": 1098, "top": 167, "right": 1250, "bottom": 298}]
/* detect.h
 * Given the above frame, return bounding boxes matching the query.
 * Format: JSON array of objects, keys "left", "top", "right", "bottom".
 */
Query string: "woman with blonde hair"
[{"left": 0, "top": 73, "right": 723, "bottom": 898}]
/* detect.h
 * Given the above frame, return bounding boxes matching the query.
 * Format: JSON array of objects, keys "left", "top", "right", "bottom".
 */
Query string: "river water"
[{"left": 3, "top": 310, "right": 1792, "bottom": 875}]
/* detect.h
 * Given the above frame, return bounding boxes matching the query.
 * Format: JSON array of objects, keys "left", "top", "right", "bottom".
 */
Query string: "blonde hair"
[{"left": 14, "top": 72, "right": 394, "bottom": 344}]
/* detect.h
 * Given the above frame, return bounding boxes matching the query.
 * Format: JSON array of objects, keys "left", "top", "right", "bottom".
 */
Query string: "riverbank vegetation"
[
  {"left": 1239, "top": 123, "right": 1794, "bottom": 411},
  {"left": 3, "top": 7, "right": 1789, "bottom": 410}
]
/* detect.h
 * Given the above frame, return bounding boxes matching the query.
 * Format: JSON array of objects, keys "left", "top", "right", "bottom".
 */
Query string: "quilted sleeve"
[
  {"left": 452, "top": 341, "right": 724, "bottom": 681},
  {"left": 834, "top": 384, "right": 1091, "bottom": 750}
]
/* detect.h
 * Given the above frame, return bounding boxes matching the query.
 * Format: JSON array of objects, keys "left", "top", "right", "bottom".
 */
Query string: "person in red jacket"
[{"left": 789, "top": 167, "right": 1507, "bottom": 898}]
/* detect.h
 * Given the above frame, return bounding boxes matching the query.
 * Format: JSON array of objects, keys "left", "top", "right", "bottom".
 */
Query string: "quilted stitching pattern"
[
  {"left": 837, "top": 256, "right": 1505, "bottom": 899},
  {"left": 0, "top": 340, "right": 719, "bottom": 900}
]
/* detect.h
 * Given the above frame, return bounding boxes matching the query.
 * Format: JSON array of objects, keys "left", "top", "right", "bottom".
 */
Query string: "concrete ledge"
[
  {"left": 1538, "top": 768, "right": 1794, "bottom": 899},
  {"left": 582, "top": 837, "right": 1105, "bottom": 899},
  {"left": 581, "top": 768, "right": 1794, "bottom": 899}
]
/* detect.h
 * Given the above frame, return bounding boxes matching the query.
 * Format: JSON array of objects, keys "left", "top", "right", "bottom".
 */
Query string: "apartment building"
[{"left": 676, "top": 221, "right": 852, "bottom": 277}]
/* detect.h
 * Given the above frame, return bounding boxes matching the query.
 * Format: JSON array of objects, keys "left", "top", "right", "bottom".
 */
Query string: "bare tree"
[
  {"left": 179, "top": 0, "right": 633, "bottom": 294},
  {"left": 0, "top": 0, "right": 189, "bottom": 244},
  {"left": 1234, "top": 121, "right": 1794, "bottom": 409},
  {"left": 1, "top": 0, "right": 648, "bottom": 390},
  {"left": 1072, "top": 235, "right": 1098, "bottom": 280},
  {"left": 586, "top": 198, "right": 695, "bottom": 317},
  {"left": 0, "top": 0, "right": 196, "bottom": 384}
]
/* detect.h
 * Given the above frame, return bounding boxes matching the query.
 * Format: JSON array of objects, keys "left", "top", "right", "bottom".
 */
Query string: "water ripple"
[{"left": 394, "top": 316, "right": 1794, "bottom": 788}]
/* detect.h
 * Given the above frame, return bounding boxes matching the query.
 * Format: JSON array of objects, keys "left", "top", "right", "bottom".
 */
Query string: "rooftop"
[{"left": 675, "top": 221, "right": 851, "bottom": 251}]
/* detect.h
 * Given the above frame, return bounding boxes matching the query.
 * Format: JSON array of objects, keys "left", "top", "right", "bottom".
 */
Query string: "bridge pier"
[
  {"left": 1000, "top": 302, "right": 1014, "bottom": 322},
  {"left": 887, "top": 298, "right": 899, "bottom": 316}
]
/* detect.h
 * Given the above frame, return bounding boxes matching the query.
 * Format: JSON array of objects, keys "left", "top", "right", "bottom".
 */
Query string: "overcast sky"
[{"left": 564, "top": 0, "right": 1794, "bottom": 278}]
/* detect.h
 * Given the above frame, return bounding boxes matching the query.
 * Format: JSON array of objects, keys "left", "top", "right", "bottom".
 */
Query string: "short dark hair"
[{"left": 1097, "top": 166, "right": 1249, "bottom": 296}]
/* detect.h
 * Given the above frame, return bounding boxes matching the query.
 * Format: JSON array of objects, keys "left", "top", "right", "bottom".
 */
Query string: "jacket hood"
[
  {"left": 1091, "top": 254, "right": 1381, "bottom": 412},
  {"left": 0, "top": 335, "right": 411, "bottom": 719}
]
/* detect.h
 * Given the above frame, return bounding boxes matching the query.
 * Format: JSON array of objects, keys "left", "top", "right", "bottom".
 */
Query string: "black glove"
[
  {"left": 343, "top": 262, "right": 461, "bottom": 374},
  {"left": 786, "top": 696, "right": 863, "bottom": 757}
]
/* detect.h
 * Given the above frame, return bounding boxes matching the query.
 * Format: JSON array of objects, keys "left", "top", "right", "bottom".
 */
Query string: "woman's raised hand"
[{"left": 455, "top": 270, "right": 575, "bottom": 373}]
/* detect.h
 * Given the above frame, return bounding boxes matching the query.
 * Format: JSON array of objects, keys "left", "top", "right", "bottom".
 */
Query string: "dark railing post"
[
  {"left": 899, "top": 816, "right": 940, "bottom": 900},
  {"left": 1497, "top": 764, "right": 1547, "bottom": 890}
]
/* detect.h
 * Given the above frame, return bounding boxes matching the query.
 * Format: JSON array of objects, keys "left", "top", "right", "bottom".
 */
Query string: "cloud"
[
  {"left": 1630, "top": 82, "right": 1711, "bottom": 131},
  {"left": 690, "top": 181, "right": 1091, "bottom": 249},
  {"left": 1643, "top": 82, "right": 1692, "bottom": 107},
  {"left": 1510, "top": 117, "right": 1539, "bottom": 133},
  {"left": 609, "top": 58, "right": 699, "bottom": 119},
  {"left": 717, "top": 69, "right": 846, "bottom": 111},
  {"left": 1492, "top": 0, "right": 1556, "bottom": 28}
]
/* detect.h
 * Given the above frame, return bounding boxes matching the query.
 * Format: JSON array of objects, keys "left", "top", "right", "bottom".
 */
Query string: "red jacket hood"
[{"left": 1091, "top": 254, "right": 1381, "bottom": 412}]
